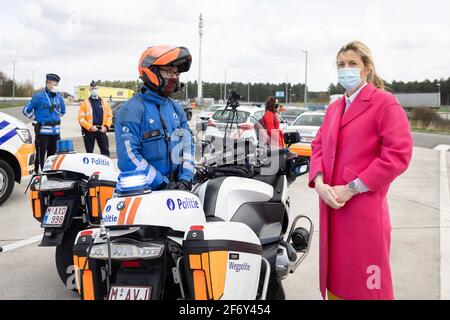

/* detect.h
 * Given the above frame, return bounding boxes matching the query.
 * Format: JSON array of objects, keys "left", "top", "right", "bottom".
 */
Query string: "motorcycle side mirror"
[
  {"left": 284, "top": 131, "right": 301, "bottom": 146},
  {"left": 287, "top": 156, "right": 310, "bottom": 183}
]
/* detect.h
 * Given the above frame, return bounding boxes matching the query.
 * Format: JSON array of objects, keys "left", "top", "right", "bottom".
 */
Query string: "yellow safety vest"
[{"left": 78, "top": 97, "right": 113, "bottom": 131}]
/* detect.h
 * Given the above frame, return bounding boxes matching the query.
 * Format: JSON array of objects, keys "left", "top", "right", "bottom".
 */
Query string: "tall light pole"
[
  {"left": 32, "top": 70, "right": 35, "bottom": 94},
  {"left": 224, "top": 68, "right": 227, "bottom": 100},
  {"left": 198, "top": 14, "right": 204, "bottom": 105},
  {"left": 437, "top": 83, "right": 441, "bottom": 107},
  {"left": 12, "top": 60, "right": 17, "bottom": 102},
  {"left": 248, "top": 81, "right": 250, "bottom": 103},
  {"left": 302, "top": 50, "right": 308, "bottom": 108},
  {"left": 285, "top": 75, "right": 289, "bottom": 104}
]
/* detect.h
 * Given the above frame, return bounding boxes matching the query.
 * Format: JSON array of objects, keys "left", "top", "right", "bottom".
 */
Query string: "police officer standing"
[
  {"left": 115, "top": 46, "right": 195, "bottom": 191},
  {"left": 23, "top": 73, "right": 66, "bottom": 173},
  {"left": 78, "top": 81, "right": 112, "bottom": 157}
]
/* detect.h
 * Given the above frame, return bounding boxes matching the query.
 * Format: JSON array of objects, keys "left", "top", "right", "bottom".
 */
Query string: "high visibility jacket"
[{"left": 78, "top": 97, "right": 112, "bottom": 131}]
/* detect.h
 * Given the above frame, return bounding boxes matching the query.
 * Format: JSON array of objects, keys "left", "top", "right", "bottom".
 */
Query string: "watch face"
[{"left": 348, "top": 182, "right": 359, "bottom": 194}]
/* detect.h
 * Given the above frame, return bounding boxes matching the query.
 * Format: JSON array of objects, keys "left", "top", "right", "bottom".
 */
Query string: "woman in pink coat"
[{"left": 309, "top": 41, "right": 413, "bottom": 300}]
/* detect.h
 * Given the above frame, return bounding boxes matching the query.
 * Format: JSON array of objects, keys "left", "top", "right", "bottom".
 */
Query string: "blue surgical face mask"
[
  {"left": 338, "top": 68, "right": 362, "bottom": 91},
  {"left": 91, "top": 89, "right": 98, "bottom": 97}
]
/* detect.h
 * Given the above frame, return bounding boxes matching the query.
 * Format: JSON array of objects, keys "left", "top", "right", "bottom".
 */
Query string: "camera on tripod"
[{"left": 226, "top": 90, "right": 242, "bottom": 110}]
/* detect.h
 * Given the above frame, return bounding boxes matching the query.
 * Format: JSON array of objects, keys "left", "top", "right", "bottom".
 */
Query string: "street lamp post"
[
  {"left": 198, "top": 14, "right": 204, "bottom": 106},
  {"left": 437, "top": 83, "right": 441, "bottom": 107},
  {"left": 12, "top": 60, "right": 17, "bottom": 103},
  {"left": 32, "top": 70, "right": 35, "bottom": 94},
  {"left": 302, "top": 50, "right": 308, "bottom": 108},
  {"left": 224, "top": 68, "right": 227, "bottom": 100},
  {"left": 285, "top": 75, "right": 289, "bottom": 104}
]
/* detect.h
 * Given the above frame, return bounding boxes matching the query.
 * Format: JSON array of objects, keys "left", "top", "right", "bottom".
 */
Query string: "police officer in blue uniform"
[
  {"left": 23, "top": 73, "right": 66, "bottom": 173},
  {"left": 115, "top": 46, "right": 194, "bottom": 191}
]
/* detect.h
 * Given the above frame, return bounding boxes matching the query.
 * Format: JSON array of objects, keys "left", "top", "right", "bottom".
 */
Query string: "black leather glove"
[{"left": 167, "top": 180, "right": 192, "bottom": 191}]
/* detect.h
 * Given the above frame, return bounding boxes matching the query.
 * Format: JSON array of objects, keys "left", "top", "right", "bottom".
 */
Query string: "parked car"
[
  {"left": 0, "top": 112, "right": 35, "bottom": 205},
  {"left": 205, "top": 106, "right": 265, "bottom": 147},
  {"left": 285, "top": 111, "right": 325, "bottom": 157},
  {"left": 108, "top": 101, "right": 125, "bottom": 132},
  {"left": 280, "top": 108, "right": 308, "bottom": 125},
  {"left": 176, "top": 100, "right": 193, "bottom": 121},
  {"left": 198, "top": 104, "right": 226, "bottom": 122}
]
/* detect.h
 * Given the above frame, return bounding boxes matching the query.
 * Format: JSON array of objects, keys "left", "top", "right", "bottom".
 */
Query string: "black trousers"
[
  {"left": 82, "top": 129, "right": 110, "bottom": 157},
  {"left": 35, "top": 134, "right": 60, "bottom": 173}
]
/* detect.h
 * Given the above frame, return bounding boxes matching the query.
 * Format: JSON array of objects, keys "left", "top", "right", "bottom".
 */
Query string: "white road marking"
[
  {"left": 0, "top": 235, "right": 42, "bottom": 254},
  {"left": 434, "top": 144, "right": 450, "bottom": 300}
]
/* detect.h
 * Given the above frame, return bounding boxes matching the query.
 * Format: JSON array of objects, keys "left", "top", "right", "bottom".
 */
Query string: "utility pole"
[
  {"left": 437, "top": 82, "right": 441, "bottom": 107},
  {"left": 302, "top": 50, "right": 309, "bottom": 108},
  {"left": 198, "top": 14, "right": 204, "bottom": 106},
  {"left": 185, "top": 81, "right": 189, "bottom": 102},
  {"left": 12, "top": 60, "right": 17, "bottom": 102},
  {"left": 248, "top": 81, "right": 250, "bottom": 103},
  {"left": 285, "top": 75, "right": 289, "bottom": 104},
  {"left": 32, "top": 70, "right": 35, "bottom": 94},
  {"left": 224, "top": 68, "right": 227, "bottom": 100}
]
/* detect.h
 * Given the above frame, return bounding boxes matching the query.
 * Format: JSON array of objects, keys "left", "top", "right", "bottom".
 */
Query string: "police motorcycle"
[
  {"left": 72, "top": 91, "right": 313, "bottom": 300},
  {"left": 27, "top": 140, "right": 118, "bottom": 289}
]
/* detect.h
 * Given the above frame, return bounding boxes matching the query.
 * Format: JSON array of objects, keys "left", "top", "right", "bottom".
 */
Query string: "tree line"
[
  {"left": 1, "top": 71, "right": 449, "bottom": 105},
  {"left": 0, "top": 72, "right": 34, "bottom": 97}
]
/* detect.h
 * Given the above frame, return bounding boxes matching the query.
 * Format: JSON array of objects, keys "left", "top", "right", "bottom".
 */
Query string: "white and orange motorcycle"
[
  {"left": 28, "top": 140, "right": 117, "bottom": 289},
  {"left": 72, "top": 130, "right": 313, "bottom": 300}
]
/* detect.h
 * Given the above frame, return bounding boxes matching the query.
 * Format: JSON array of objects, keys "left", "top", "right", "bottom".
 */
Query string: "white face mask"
[
  {"left": 338, "top": 68, "right": 363, "bottom": 91},
  {"left": 91, "top": 89, "right": 99, "bottom": 97},
  {"left": 50, "top": 86, "right": 58, "bottom": 93}
]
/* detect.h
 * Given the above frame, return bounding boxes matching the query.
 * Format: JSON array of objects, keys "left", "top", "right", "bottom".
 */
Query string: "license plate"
[
  {"left": 108, "top": 286, "right": 152, "bottom": 300},
  {"left": 42, "top": 206, "right": 68, "bottom": 227},
  {"left": 301, "top": 137, "right": 314, "bottom": 143}
]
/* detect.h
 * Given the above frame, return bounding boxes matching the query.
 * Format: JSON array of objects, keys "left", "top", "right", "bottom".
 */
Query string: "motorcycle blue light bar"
[
  {"left": 56, "top": 140, "right": 74, "bottom": 154},
  {"left": 116, "top": 170, "right": 150, "bottom": 195}
]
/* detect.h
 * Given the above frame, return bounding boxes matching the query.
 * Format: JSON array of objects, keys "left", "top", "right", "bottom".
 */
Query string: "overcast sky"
[{"left": 1, "top": 0, "right": 449, "bottom": 94}]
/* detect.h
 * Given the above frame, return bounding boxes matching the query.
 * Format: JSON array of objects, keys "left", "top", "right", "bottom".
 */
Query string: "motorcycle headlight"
[
  {"left": 16, "top": 129, "right": 33, "bottom": 144},
  {"left": 89, "top": 241, "right": 164, "bottom": 260}
]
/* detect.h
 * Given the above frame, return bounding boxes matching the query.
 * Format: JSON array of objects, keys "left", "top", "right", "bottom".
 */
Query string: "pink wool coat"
[{"left": 309, "top": 83, "right": 413, "bottom": 300}]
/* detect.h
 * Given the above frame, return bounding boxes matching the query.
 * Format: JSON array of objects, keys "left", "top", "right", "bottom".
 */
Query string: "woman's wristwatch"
[{"left": 346, "top": 181, "right": 360, "bottom": 195}]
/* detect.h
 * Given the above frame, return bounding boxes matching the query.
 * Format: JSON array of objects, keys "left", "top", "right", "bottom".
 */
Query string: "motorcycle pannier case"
[
  {"left": 87, "top": 173, "right": 116, "bottom": 223},
  {"left": 29, "top": 176, "right": 49, "bottom": 222},
  {"left": 183, "top": 222, "right": 263, "bottom": 300}
]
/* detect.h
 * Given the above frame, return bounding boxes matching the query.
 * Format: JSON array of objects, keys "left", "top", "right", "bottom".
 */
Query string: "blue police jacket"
[
  {"left": 22, "top": 88, "right": 66, "bottom": 135},
  {"left": 115, "top": 86, "right": 195, "bottom": 190}
]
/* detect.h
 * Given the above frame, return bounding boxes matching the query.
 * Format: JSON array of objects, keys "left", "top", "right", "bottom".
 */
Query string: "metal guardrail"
[
  {"left": 0, "top": 97, "right": 32, "bottom": 104},
  {"left": 438, "top": 113, "right": 450, "bottom": 121}
]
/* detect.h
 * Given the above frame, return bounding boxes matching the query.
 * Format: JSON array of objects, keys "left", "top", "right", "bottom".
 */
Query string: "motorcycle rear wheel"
[{"left": 55, "top": 221, "right": 85, "bottom": 293}]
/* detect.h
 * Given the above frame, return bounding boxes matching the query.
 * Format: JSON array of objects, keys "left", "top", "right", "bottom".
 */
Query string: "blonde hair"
[{"left": 336, "top": 41, "right": 384, "bottom": 90}]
